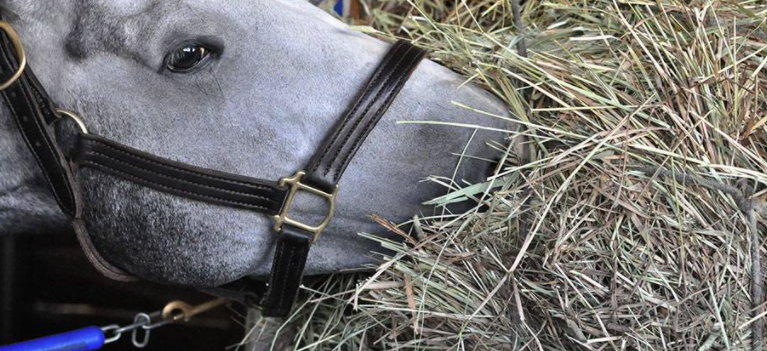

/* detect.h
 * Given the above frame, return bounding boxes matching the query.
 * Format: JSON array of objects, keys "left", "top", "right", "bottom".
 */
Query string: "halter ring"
[
  {"left": 272, "top": 171, "right": 338, "bottom": 242},
  {"left": 0, "top": 21, "right": 26, "bottom": 91},
  {"left": 55, "top": 108, "right": 89, "bottom": 134}
]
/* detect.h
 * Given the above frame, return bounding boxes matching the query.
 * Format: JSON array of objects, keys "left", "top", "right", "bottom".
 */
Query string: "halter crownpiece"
[{"left": 0, "top": 15, "right": 425, "bottom": 317}]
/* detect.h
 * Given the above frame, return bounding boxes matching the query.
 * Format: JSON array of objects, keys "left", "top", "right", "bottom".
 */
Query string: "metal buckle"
[
  {"left": 272, "top": 171, "right": 338, "bottom": 242},
  {"left": 0, "top": 21, "right": 25, "bottom": 91},
  {"left": 54, "top": 108, "right": 89, "bottom": 134}
]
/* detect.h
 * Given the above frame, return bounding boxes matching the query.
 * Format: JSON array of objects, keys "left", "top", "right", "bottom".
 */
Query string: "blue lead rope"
[
  {"left": 0, "top": 327, "right": 105, "bottom": 351},
  {"left": 0, "top": 298, "right": 228, "bottom": 351}
]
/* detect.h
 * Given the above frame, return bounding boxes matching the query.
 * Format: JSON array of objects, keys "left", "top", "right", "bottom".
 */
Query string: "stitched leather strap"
[
  {"left": 0, "top": 24, "right": 80, "bottom": 218},
  {"left": 261, "top": 40, "right": 425, "bottom": 317},
  {"left": 77, "top": 134, "right": 288, "bottom": 215},
  {"left": 262, "top": 224, "right": 312, "bottom": 317},
  {"left": 304, "top": 40, "right": 426, "bottom": 193}
]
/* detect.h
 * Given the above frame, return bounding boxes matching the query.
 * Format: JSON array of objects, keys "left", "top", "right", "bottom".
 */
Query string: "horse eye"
[{"left": 166, "top": 44, "right": 211, "bottom": 73}]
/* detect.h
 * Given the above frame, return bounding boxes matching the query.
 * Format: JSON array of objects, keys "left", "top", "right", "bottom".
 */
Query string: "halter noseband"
[{"left": 0, "top": 18, "right": 425, "bottom": 317}]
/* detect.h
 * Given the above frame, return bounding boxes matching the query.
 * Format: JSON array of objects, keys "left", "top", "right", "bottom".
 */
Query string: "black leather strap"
[
  {"left": 262, "top": 224, "right": 313, "bottom": 316},
  {"left": 304, "top": 40, "right": 426, "bottom": 193},
  {"left": 0, "top": 25, "right": 80, "bottom": 218},
  {"left": 77, "top": 134, "right": 288, "bottom": 215},
  {"left": 261, "top": 40, "right": 425, "bottom": 317}
]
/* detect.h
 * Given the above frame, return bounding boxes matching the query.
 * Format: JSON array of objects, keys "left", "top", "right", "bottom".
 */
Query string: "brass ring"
[
  {"left": 55, "top": 108, "right": 89, "bottom": 134},
  {"left": 0, "top": 21, "right": 26, "bottom": 91}
]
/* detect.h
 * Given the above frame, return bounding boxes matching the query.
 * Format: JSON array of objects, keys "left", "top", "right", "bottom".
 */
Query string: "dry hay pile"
[{"left": 247, "top": 1, "right": 767, "bottom": 350}]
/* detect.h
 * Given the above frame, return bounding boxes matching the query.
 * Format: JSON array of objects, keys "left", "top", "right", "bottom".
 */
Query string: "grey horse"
[{"left": 0, "top": 0, "right": 511, "bottom": 292}]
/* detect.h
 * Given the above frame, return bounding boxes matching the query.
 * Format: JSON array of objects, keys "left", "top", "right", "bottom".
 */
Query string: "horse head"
[{"left": 0, "top": 0, "right": 512, "bottom": 290}]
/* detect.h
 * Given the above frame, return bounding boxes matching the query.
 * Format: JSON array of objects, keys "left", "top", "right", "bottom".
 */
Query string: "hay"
[{"left": 248, "top": 1, "right": 767, "bottom": 349}]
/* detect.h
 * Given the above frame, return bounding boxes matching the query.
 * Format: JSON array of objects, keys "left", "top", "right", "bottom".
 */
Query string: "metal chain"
[{"left": 101, "top": 298, "right": 227, "bottom": 348}]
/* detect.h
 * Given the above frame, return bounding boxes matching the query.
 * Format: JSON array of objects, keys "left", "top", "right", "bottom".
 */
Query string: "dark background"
[{"left": 0, "top": 233, "right": 245, "bottom": 351}]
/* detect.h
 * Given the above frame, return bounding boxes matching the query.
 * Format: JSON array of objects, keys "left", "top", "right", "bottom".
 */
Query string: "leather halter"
[{"left": 0, "top": 18, "right": 425, "bottom": 317}]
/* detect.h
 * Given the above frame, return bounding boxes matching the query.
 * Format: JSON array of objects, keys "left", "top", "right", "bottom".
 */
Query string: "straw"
[{"left": 245, "top": 1, "right": 767, "bottom": 349}]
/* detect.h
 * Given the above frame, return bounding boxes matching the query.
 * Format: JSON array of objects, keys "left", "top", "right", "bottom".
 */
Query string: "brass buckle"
[
  {"left": 272, "top": 171, "right": 338, "bottom": 242},
  {"left": 0, "top": 21, "right": 25, "bottom": 91},
  {"left": 54, "top": 108, "right": 89, "bottom": 134}
]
